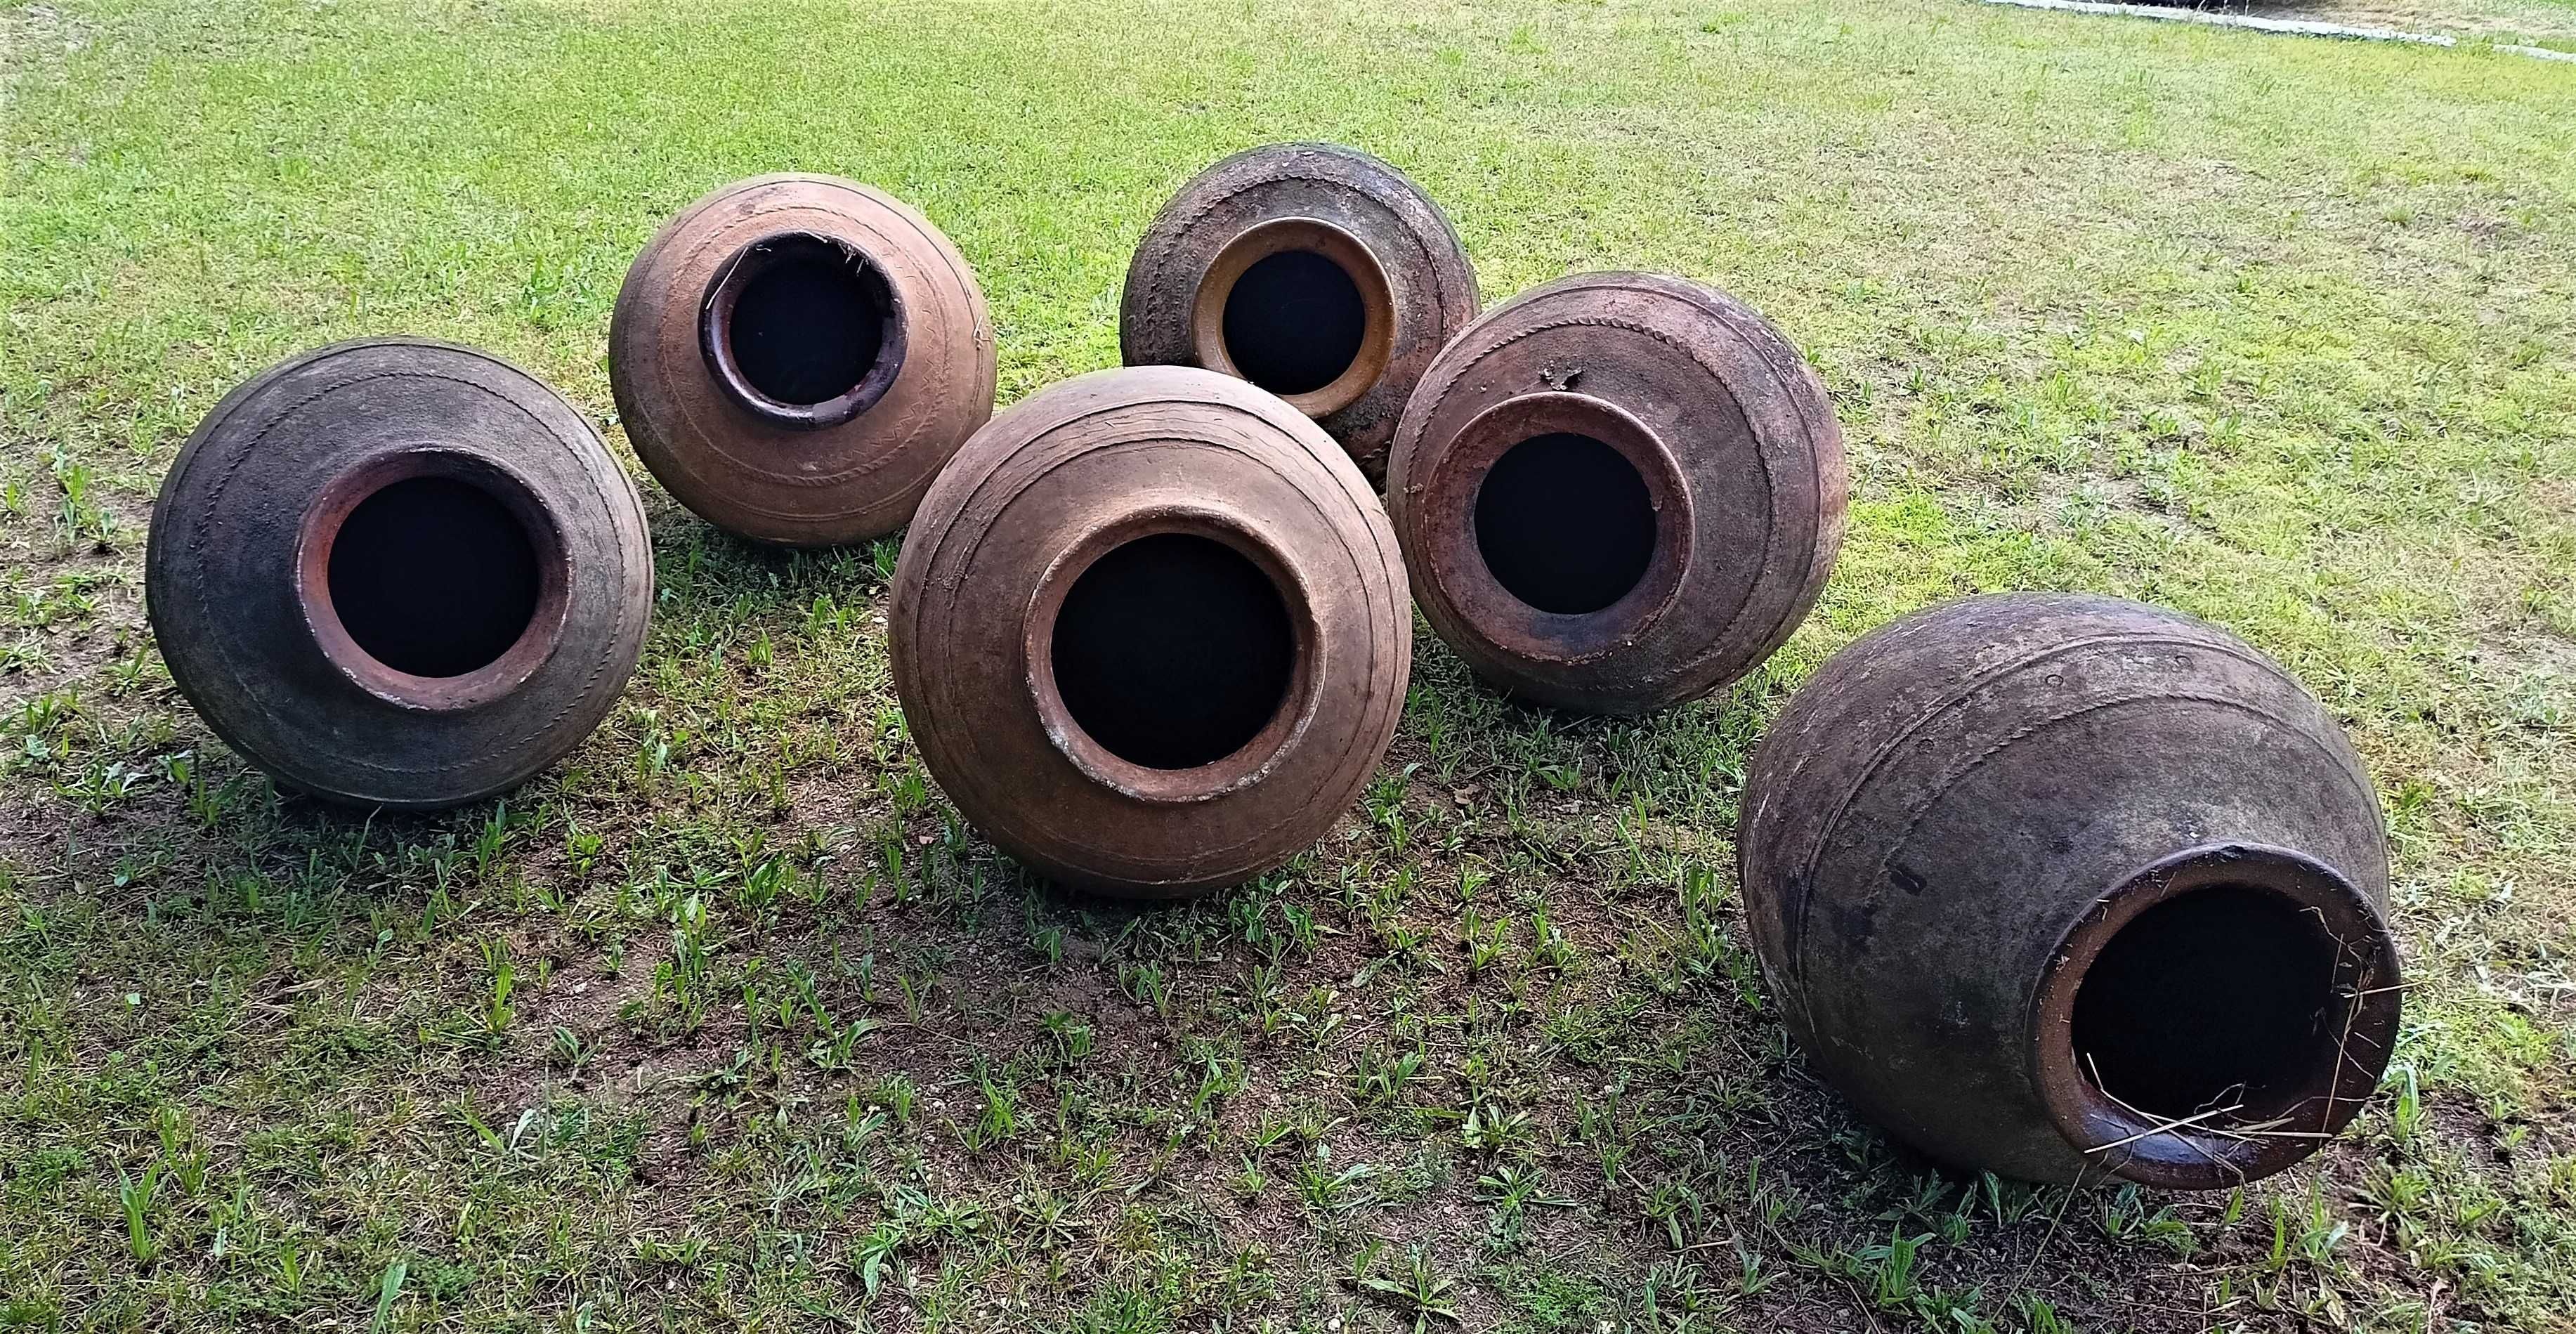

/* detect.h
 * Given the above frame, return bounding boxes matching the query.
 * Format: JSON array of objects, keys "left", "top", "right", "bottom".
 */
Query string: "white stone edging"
[{"left": 1971, "top": 0, "right": 2576, "bottom": 63}]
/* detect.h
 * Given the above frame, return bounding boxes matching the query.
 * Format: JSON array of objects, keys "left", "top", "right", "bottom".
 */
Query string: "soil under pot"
[
  {"left": 1120, "top": 143, "right": 1479, "bottom": 483},
  {"left": 146, "top": 339, "right": 654, "bottom": 809},
  {"left": 610, "top": 174, "right": 995, "bottom": 545},
  {"left": 1737, "top": 593, "right": 2403, "bottom": 1189},
  {"left": 889, "top": 366, "right": 1411, "bottom": 898},
  {"left": 1386, "top": 272, "right": 1847, "bottom": 715}
]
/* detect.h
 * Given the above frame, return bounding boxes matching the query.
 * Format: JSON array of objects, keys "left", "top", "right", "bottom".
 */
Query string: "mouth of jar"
[
  {"left": 1189, "top": 217, "right": 1396, "bottom": 419},
  {"left": 294, "top": 447, "right": 572, "bottom": 712},
  {"left": 1475, "top": 429, "right": 1658, "bottom": 615},
  {"left": 2033, "top": 843, "right": 2403, "bottom": 1190},
  {"left": 1024, "top": 509, "right": 1319, "bottom": 804},
  {"left": 699, "top": 230, "right": 908, "bottom": 431},
  {"left": 1408, "top": 390, "right": 1695, "bottom": 664}
]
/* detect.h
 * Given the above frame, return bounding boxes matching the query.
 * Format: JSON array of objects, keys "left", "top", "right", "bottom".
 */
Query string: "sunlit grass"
[{"left": 3, "top": 0, "right": 2571, "bottom": 1328}]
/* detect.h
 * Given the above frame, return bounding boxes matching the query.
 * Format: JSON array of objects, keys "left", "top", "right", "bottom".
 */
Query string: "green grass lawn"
[{"left": 4, "top": 0, "right": 2573, "bottom": 1328}]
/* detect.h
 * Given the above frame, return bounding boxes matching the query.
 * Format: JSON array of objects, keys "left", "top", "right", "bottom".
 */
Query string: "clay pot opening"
[
  {"left": 1474, "top": 431, "right": 1657, "bottom": 615},
  {"left": 2074, "top": 884, "right": 2347, "bottom": 1123},
  {"left": 2036, "top": 844, "right": 2401, "bottom": 1189},
  {"left": 1225, "top": 250, "right": 1365, "bottom": 395},
  {"left": 1191, "top": 219, "right": 1394, "bottom": 418},
  {"left": 1050, "top": 532, "right": 1297, "bottom": 772},
  {"left": 1024, "top": 509, "right": 1321, "bottom": 804},
  {"left": 1410, "top": 391, "right": 1695, "bottom": 665},
  {"left": 700, "top": 232, "right": 908, "bottom": 430},
  {"left": 296, "top": 450, "right": 572, "bottom": 712}
]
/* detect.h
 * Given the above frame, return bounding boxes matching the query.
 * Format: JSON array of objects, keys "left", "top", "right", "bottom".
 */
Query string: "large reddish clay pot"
[
  {"left": 890, "top": 367, "right": 1410, "bottom": 897},
  {"left": 610, "top": 174, "right": 994, "bottom": 545},
  {"left": 1386, "top": 272, "right": 1846, "bottom": 715},
  {"left": 1120, "top": 143, "right": 1479, "bottom": 483}
]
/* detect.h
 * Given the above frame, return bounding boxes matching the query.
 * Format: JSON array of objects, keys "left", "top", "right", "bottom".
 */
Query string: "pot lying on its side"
[
  {"left": 1120, "top": 143, "right": 1479, "bottom": 484},
  {"left": 611, "top": 174, "right": 995, "bottom": 545},
  {"left": 1387, "top": 272, "right": 1845, "bottom": 715},
  {"left": 147, "top": 339, "right": 654, "bottom": 809},
  {"left": 890, "top": 366, "right": 1410, "bottom": 898},
  {"left": 1737, "top": 593, "right": 2402, "bottom": 1189}
]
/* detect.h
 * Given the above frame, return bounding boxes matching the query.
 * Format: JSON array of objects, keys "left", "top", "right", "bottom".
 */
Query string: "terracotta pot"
[
  {"left": 1120, "top": 143, "right": 1479, "bottom": 483},
  {"left": 1386, "top": 272, "right": 1846, "bottom": 715},
  {"left": 890, "top": 367, "right": 1410, "bottom": 898},
  {"left": 610, "top": 174, "right": 994, "bottom": 545},
  {"left": 147, "top": 339, "right": 653, "bottom": 809},
  {"left": 1738, "top": 593, "right": 2402, "bottom": 1188}
]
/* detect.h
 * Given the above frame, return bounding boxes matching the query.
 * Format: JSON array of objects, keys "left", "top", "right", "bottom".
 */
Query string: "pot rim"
[
  {"left": 1188, "top": 216, "right": 1396, "bottom": 420},
  {"left": 697, "top": 229, "right": 910, "bottom": 432},
  {"left": 1019, "top": 504, "right": 1323, "bottom": 805},
  {"left": 2030, "top": 841, "right": 2402, "bottom": 1191},
  {"left": 292, "top": 445, "right": 575, "bottom": 713},
  {"left": 1405, "top": 389, "right": 1695, "bottom": 665}
]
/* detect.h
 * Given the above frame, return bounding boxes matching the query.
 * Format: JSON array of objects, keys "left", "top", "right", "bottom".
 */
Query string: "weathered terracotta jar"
[
  {"left": 610, "top": 174, "right": 994, "bottom": 544},
  {"left": 1386, "top": 272, "right": 1845, "bottom": 715},
  {"left": 1738, "top": 594, "right": 2402, "bottom": 1189},
  {"left": 147, "top": 339, "right": 653, "bottom": 809},
  {"left": 890, "top": 367, "right": 1409, "bottom": 898},
  {"left": 1120, "top": 143, "right": 1479, "bottom": 483}
]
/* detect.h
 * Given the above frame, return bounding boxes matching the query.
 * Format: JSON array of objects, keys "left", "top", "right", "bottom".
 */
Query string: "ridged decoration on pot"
[
  {"left": 1385, "top": 272, "right": 1845, "bottom": 715},
  {"left": 889, "top": 366, "right": 1410, "bottom": 898},
  {"left": 1119, "top": 143, "right": 1479, "bottom": 483},
  {"left": 1738, "top": 594, "right": 2402, "bottom": 1189},
  {"left": 146, "top": 339, "right": 655, "bottom": 809},
  {"left": 610, "top": 174, "right": 995, "bottom": 545}
]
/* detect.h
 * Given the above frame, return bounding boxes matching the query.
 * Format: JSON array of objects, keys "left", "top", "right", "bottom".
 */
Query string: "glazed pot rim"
[
  {"left": 697, "top": 229, "right": 910, "bottom": 432},
  {"left": 1406, "top": 389, "right": 1695, "bottom": 664},
  {"left": 1019, "top": 504, "right": 1323, "bottom": 805},
  {"left": 292, "top": 445, "right": 575, "bottom": 714},
  {"left": 1188, "top": 216, "right": 1396, "bottom": 420},
  {"left": 2029, "top": 841, "right": 2403, "bottom": 1191}
]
